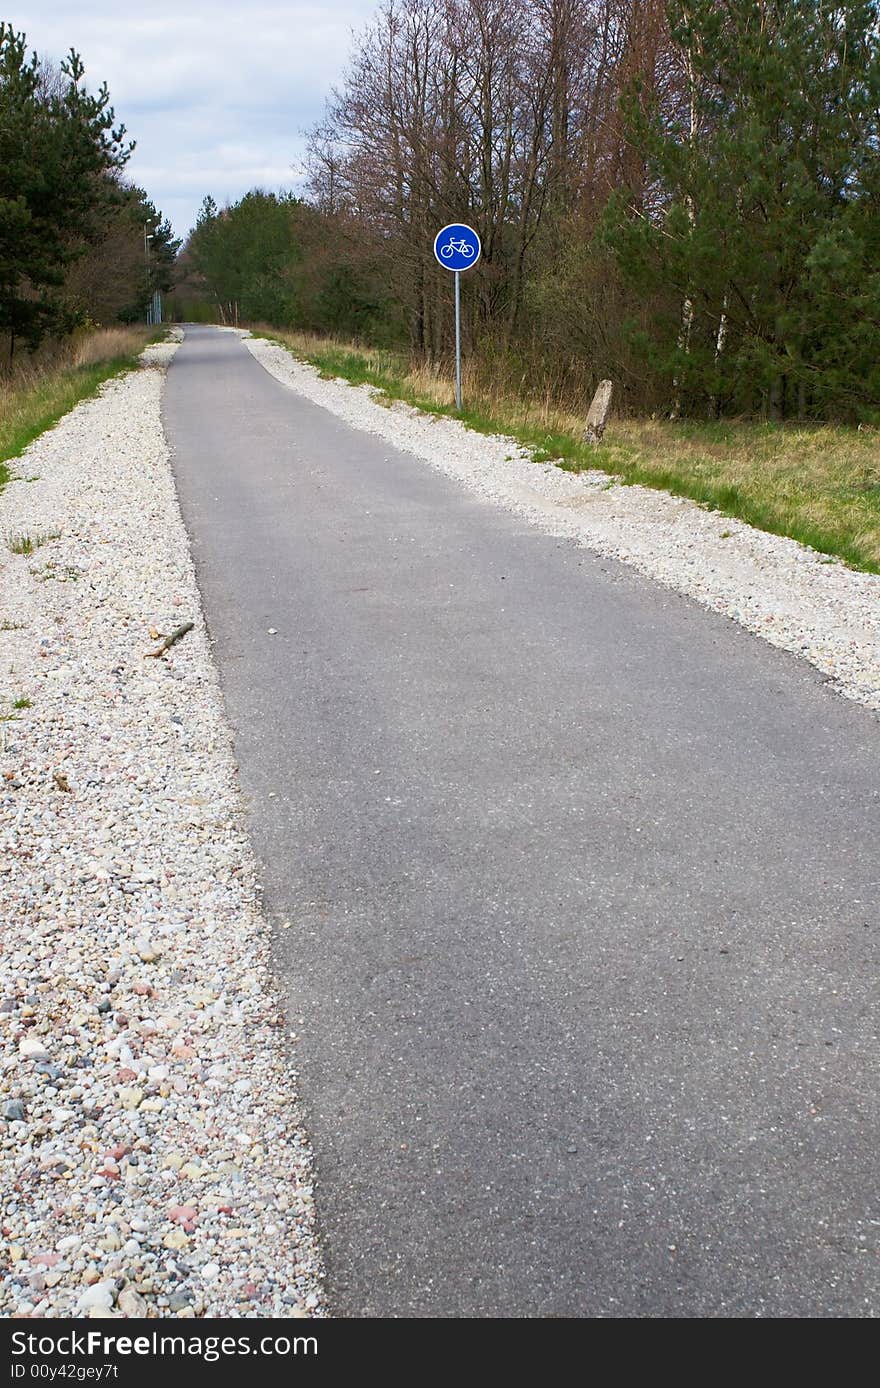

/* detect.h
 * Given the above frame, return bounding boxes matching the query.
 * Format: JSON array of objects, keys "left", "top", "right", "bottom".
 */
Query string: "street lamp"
[{"left": 144, "top": 223, "right": 154, "bottom": 324}]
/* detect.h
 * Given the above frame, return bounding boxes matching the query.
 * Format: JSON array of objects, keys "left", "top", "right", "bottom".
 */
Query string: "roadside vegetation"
[
  {"left": 264, "top": 329, "right": 880, "bottom": 575},
  {"left": 0, "top": 22, "right": 176, "bottom": 495},
  {"left": 179, "top": 2, "right": 880, "bottom": 573},
  {"left": 0, "top": 327, "right": 156, "bottom": 488},
  {"left": 181, "top": 2, "right": 880, "bottom": 426}
]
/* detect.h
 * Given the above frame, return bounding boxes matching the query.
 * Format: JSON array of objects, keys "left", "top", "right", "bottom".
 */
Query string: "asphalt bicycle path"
[{"left": 163, "top": 325, "right": 878, "bottom": 1318}]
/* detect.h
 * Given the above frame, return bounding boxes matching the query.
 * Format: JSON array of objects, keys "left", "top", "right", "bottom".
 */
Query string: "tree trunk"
[
  {"left": 672, "top": 26, "right": 699, "bottom": 419},
  {"left": 711, "top": 296, "right": 729, "bottom": 416}
]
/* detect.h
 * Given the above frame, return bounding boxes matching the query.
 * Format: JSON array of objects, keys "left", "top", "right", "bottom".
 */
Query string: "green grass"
[
  {"left": 0, "top": 327, "right": 159, "bottom": 493},
  {"left": 574, "top": 423, "right": 880, "bottom": 574},
  {"left": 0, "top": 693, "right": 29, "bottom": 722},
  {"left": 259, "top": 328, "right": 880, "bottom": 575},
  {"left": 30, "top": 561, "right": 80, "bottom": 583},
  {"left": 7, "top": 530, "right": 58, "bottom": 555},
  {"left": 0, "top": 360, "right": 129, "bottom": 472}
]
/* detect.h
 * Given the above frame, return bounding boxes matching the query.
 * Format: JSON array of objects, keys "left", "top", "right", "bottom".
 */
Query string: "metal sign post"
[
  {"left": 454, "top": 269, "right": 462, "bottom": 410},
  {"left": 433, "top": 222, "right": 481, "bottom": 411}
]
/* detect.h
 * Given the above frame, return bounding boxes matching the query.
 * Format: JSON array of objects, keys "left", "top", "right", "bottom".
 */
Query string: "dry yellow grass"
[
  {"left": 71, "top": 326, "right": 152, "bottom": 368},
  {"left": 266, "top": 328, "right": 880, "bottom": 573},
  {"left": 592, "top": 418, "right": 880, "bottom": 569},
  {"left": 0, "top": 326, "right": 154, "bottom": 484}
]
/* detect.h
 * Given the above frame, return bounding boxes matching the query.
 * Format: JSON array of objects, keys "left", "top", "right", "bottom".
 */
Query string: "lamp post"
[{"left": 144, "top": 223, "right": 154, "bottom": 325}]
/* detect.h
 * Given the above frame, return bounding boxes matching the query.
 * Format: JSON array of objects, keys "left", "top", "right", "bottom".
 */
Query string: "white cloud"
[{"left": 12, "top": 1, "right": 379, "bottom": 236}]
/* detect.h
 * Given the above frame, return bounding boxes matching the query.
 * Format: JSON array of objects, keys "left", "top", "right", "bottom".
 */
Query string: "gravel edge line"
[
  {"left": 0, "top": 334, "right": 325, "bottom": 1318},
  {"left": 244, "top": 332, "right": 880, "bottom": 715}
]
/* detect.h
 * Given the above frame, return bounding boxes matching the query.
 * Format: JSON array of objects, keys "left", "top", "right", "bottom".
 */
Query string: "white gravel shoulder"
[
  {"left": 0, "top": 334, "right": 324, "bottom": 1318},
  {"left": 246, "top": 333, "right": 880, "bottom": 714}
]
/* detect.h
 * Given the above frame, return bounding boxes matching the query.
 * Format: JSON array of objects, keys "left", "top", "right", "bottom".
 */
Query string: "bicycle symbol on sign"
[
  {"left": 433, "top": 221, "right": 481, "bottom": 409},
  {"left": 439, "top": 236, "right": 476, "bottom": 260}
]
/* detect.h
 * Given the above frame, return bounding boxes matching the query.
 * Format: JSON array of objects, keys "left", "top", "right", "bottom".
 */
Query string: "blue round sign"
[{"left": 433, "top": 223, "right": 481, "bottom": 272}]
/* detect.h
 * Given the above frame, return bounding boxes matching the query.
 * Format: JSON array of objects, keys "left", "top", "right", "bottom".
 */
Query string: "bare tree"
[{"left": 306, "top": 0, "right": 678, "bottom": 370}]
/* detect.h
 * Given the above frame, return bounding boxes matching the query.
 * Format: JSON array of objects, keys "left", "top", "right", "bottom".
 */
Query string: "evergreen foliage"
[
  {"left": 183, "top": 190, "right": 394, "bottom": 340},
  {"left": 0, "top": 24, "right": 134, "bottom": 354},
  {"left": 601, "top": 1, "right": 880, "bottom": 420},
  {"left": 108, "top": 0, "right": 880, "bottom": 426}
]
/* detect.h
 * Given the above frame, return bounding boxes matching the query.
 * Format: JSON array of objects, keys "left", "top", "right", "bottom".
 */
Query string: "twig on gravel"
[{"left": 144, "top": 620, "right": 194, "bottom": 658}]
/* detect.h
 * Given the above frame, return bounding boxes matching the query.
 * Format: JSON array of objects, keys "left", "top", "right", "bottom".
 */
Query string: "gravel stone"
[
  {"left": 245, "top": 333, "right": 880, "bottom": 713},
  {"left": 0, "top": 334, "right": 323, "bottom": 1318},
  {"left": 117, "top": 1287, "right": 147, "bottom": 1316},
  {"left": 76, "top": 1280, "right": 116, "bottom": 1314}
]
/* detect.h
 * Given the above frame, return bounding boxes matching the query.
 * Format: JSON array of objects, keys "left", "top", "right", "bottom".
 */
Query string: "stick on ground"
[{"left": 145, "top": 620, "right": 194, "bottom": 658}]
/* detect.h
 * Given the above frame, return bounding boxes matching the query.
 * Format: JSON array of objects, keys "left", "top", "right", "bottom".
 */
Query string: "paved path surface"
[{"left": 164, "top": 326, "right": 878, "bottom": 1318}]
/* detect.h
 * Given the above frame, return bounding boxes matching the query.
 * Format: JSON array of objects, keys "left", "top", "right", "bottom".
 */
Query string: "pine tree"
[
  {"left": 0, "top": 25, "right": 132, "bottom": 357},
  {"left": 601, "top": 1, "right": 880, "bottom": 420},
  {"left": 61, "top": 187, "right": 178, "bottom": 326}
]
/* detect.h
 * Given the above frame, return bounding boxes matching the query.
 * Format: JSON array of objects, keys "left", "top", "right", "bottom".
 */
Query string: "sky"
[{"left": 13, "top": 1, "right": 380, "bottom": 241}]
